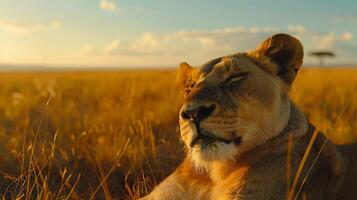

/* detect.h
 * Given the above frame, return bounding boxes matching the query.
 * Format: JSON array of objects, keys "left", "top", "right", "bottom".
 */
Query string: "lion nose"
[{"left": 181, "top": 104, "right": 216, "bottom": 123}]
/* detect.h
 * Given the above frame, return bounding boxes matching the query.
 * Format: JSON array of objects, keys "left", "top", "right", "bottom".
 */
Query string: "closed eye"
[{"left": 225, "top": 72, "right": 250, "bottom": 84}]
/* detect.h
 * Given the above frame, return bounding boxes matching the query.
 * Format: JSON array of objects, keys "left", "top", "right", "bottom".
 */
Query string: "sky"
[{"left": 0, "top": 0, "right": 357, "bottom": 68}]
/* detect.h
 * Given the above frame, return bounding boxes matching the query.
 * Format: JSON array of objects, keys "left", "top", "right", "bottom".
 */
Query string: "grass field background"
[{"left": 0, "top": 68, "right": 356, "bottom": 199}]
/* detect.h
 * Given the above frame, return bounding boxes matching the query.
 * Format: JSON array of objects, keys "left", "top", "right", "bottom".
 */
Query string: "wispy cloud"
[
  {"left": 312, "top": 32, "right": 337, "bottom": 50},
  {"left": 310, "top": 31, "right": 354, "bottom": 50},
  {"left": 99, "top": 0, "right": 118, "bottom": 12},
  {"left": 103, "top": 40, "right": 121, "bottom": 54},
  {"left": 81, "top": 45, "right": 97, "bottom": 55},
  {"left": 341, "top": 31, "right": 353, "bottom": 41},
  {"left": 81, "top": 25, "right": 354, "bottom": 65},
  {"left": 85, "top": 26, "right": 279, "bottom": 56},
  {"left": 0, "top": 19, "right": 62, "bottom": 34},
  {"left": 128, "top": 33, "right": 163, "bottom": 54},
  {"left": 288, "top": 25, "right": 307, "bottom": 34}
]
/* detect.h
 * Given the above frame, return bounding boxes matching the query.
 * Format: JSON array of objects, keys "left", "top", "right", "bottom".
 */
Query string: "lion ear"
[
  {"left": 177, "top": 62, "right": 194, "bottom": 89},
  {"left": 255, "top": 33, "right": 304, "bottom": 85}
]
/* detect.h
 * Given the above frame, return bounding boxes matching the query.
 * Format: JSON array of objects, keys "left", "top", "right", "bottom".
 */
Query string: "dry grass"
[{"left": 0, "top": 68, "right": 356, "bottom": 199}]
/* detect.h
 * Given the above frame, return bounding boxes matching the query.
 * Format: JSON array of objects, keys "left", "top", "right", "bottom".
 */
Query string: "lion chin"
[
  {"left": 184, "top": 125, "right": 241, "bottom": 171},
  {"left": 140, "top": 33, "right": 357, "bottom": 200},
  {"left": 189, "top": 141, "right": 238, "bottom": 171}
]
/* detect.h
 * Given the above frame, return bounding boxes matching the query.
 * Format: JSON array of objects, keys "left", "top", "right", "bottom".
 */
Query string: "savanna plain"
[{"left": 0, "top": 68, "right": 356, "bottom": 199}]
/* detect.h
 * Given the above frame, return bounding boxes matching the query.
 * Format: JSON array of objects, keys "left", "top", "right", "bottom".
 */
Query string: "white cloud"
[
  {"left": 212, "top": 27, "right": 246, "bottom": 34},
  {"left": 83, "top": 26, "right": 291, "bottom": 57},
  {"left": 103, "top": 40, "right": 121, "bottom": 54},
  {"left": 81, "top": 25, "right": 355, "bottom": 66},
  {"left": 313, "top": 32, "right": 337, "bottom": 50},
  {"left": 309, "top": 31, "right": 353, "bottom": 50},
  {"left": 197, "top": 36, "right": 216, "bottom": 46},
  {"left": 288, "top": 25, "right": 307, "bottom": 34},
  {"left": 81, "top": 45, "right": 97, "bottom": 55},
  {"left": 99, "top": 0, "right": 118, "bottom": 11},
  {"left": 341, "top": 31, "right": 353, "bottom": 41},
  {"left": 82, "top": 26, "right": 278, "bottom": 57},
  {"left": 129, "top": 33, "right": 162, "bottom": 54},
  {"left": 0, "top": 19, "right": 62, "bottom": 34},
  {"left": 249, "top": 27, "right": 260, "bottom": 33}
]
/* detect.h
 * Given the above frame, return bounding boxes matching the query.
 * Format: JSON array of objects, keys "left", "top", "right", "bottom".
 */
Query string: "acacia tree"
[{"left": 309, "top": 51, "right": 335, "bottom": 67}]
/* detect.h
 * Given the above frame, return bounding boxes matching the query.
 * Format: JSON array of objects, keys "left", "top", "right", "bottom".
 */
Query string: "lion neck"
[{"left": 208, "top": 98, "right": 308, "bottom": 183}]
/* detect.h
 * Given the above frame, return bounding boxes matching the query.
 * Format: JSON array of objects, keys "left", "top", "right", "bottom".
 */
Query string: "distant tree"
[{"left": 309, "top": 51, "right": 335, "bottom": 67}]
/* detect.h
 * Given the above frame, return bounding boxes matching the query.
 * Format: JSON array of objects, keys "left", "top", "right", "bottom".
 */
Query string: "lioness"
[{"left": 141, "top": 34, "right": 357, "bottom": 200}]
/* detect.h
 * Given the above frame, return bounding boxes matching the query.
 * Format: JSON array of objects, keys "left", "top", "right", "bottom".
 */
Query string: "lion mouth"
[{"left": 189, "top": 124, "right": 242, "bottom": 148}]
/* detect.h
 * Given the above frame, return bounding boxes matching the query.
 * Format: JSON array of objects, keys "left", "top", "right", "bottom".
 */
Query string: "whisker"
[{"left": 236, "top": 115, "right": 257, "bottom": 121}]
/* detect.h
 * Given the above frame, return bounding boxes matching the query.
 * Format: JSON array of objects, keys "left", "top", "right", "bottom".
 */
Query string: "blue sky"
[{"left": 0, "top": 0, "right": 356, "bottom": 68}]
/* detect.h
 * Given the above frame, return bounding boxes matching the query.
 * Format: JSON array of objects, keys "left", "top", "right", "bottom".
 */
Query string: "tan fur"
[{"left": 141, "top": 34, "right": 357, "bottom": 200}]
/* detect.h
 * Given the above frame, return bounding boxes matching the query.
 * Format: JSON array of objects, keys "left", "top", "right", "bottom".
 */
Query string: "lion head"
[{"left": 178, "top": 34, "right": 304, "bottom": 169}]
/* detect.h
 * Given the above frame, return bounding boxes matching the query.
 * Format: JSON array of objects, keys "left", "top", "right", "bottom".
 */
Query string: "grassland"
[{"left": 0, "top": 68, "right": 356, "bottom": 199}]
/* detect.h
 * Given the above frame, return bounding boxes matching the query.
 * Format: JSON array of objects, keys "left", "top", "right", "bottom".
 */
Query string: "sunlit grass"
[
  {"left": 291, "top": 68, "right": 357, "bottom": 143},
  {"left": 0, "top": 68, "right": 356, "bottom": 199}
]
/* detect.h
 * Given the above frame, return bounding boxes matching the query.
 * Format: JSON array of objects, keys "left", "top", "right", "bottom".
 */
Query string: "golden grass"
[{"left": 0, "top": 68, "right": 356, "bottom": 199}]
